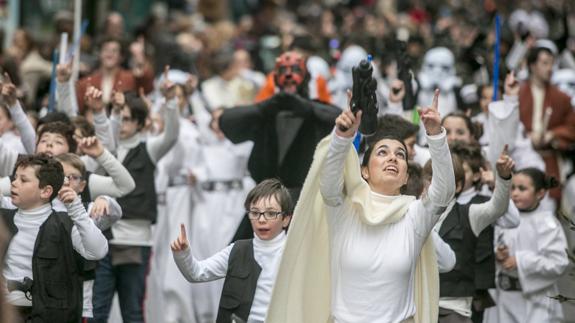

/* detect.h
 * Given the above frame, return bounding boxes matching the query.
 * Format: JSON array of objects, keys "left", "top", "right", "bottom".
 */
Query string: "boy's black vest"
[
  {"left": 216, "top": 239, "right": 262, "bottom": 323},
  {"left": 0, "top": 208, "right": 83, "bottom": 323},
  {"left": 439, "top": 195, "right": 493, "bottom": 297},
  {"left": 116, "top": 142, "right": 158, "bottom": 223}
]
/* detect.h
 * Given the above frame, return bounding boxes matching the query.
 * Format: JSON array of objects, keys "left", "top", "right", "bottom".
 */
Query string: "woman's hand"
[
  {"left": 335, "top": 109, "right": 362, "bottom": 138},
  {"left": 419, "top": 89, "right": 442, "bottom": 136}
]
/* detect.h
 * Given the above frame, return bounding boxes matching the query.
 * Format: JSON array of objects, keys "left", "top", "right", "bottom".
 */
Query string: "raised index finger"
[
  {"left": 163, "top": 65, "right": 170, "bottom": 81},
  {"left": 179, "top": 223, "right": 187, "bottom": 240},
  {"left": 431, "top": 88, "right": 440, "bottom": 111},
  {"left": 501, "top": 144, "right": 509, "bottom": 156}
]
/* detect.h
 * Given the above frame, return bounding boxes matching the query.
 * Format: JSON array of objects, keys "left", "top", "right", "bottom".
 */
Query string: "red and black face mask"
[{"left": 274, "top": 51, "right": 307, "bottom": 94}]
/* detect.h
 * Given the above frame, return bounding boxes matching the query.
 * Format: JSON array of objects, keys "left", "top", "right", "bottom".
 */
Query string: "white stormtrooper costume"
[
  {"left": 551, "top": 68, "right": 575, "bottom": 108},
  {"left": 417, "top": 47, "right": 462, "bottom": 117},
  {"left": 330, "top": 45, "right": 372, "bottom": 110}
]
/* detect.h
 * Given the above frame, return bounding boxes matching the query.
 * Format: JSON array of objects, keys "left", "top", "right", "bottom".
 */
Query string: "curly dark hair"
[{"left": 14, "top": 154, "right": 64, "bottom": 201}]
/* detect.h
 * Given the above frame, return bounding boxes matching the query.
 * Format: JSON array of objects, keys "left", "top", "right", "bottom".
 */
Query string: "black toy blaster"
[
  {"left": 395, "top": 40, "right": 416, "bottom": 111},
  {"left": 340, "top": 55, "right": 378, "bottom": 136}
]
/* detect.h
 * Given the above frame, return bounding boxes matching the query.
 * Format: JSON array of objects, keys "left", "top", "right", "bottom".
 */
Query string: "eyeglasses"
[
  {"left": 65, "top": 174, "right": 83, "bottom": 182},
  {"left": 247, "top": 210, "right": 284, "bottom": 221}
]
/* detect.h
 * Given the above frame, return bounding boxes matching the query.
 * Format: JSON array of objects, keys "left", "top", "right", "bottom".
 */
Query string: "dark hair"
[
  {"left": 515, "top": 168, "right": 559, "bottom": 192},
  {"left": 244, "top": 178, "right": 294, "bottom": 216},
  {"left": 124, "top": 91, "right": 149, "bottom": 129},
  {"left": 72, "top": 116, "right": 96, "bottom": 138},
  {"left": 37, "top": 121, "right": 77, "bottom": 153},
  {"left": 98, "top": 36, "right": 124, "bottom": 53},
  {"left": 423, "top": 153, "right": 465, "bottom": 193},
  {"left": 362, "top": 134, "right": 409, "bottom": 167},
  {"left": 403, "top": 162, "right": 423, "bottom": 197},
  {"left": 37, "top": 112, "right": 72, "bottom": 129},
  {"left": 14, "top": 154, "right": 64, "bottom": 201},
  {"left": 441, "top": 112, "right": 483, "bottom": 142},
  {"left": 450, "top": 141, "right": 485, "bottom": 190},
  {"left": 527, "top": 47, "right": 553, "bottom": 72},
  {"left": 368, "top": 115, "right": 419, "bottom": 145}
]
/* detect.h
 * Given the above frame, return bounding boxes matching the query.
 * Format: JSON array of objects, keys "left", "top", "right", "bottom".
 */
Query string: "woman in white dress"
[
  {"left": 490, "top": 168, "right": 568, "bottom": 323},
  {"left": 267, "top": 90, "right": 455, "bottom": 323}
]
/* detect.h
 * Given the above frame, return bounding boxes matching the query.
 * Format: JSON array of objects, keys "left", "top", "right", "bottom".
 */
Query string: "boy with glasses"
[{"left": 171, "top": 178, "right": 293, "bottom": 323}]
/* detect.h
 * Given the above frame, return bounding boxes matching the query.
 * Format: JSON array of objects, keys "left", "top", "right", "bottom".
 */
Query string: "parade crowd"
[{"left": 0, "top": 0, "right": 574, "bottom": 322}]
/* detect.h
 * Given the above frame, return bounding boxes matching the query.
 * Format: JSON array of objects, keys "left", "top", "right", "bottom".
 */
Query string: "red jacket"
[
  {"left": 518, "top": 81, "right": 575, "bottom": 201},
  {"left": 76, "top": 67, "right": 154, "bottom": 114}
]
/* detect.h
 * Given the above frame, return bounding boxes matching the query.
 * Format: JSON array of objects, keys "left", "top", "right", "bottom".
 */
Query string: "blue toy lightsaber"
[
  {"left": 47, "top": 50, "right": 59, "bottom": 113},
  {"left": 65, "top": 20, "right": 89, "bottom": 63},
  {"left": 492, "top": 14, "right": 501, "bottom": 101}
]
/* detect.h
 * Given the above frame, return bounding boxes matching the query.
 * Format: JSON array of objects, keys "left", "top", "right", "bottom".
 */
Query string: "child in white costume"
[{"left": 488, "top": 168, "right": 568, "bottom": 323}]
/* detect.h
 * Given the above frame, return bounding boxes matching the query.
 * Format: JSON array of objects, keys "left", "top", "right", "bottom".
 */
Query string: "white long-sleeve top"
[
  {"left": 433, "top": 231, "right": 456, "bottom": 273},
  {"left": 86, "top": 149, "right": 136, "bottom": 200},
  {"left": 173, "top": 232, "right": 287, "bottom": 322},
  {"left": 0, "top": 149, "right": 135, "bottom": 202},
  {"left": 3, "top": 198, "right": 108, "bottom": 306},
  {"left": 482, "top": 94, "right": 545, "bottom": 171},
  {"left": 319, "top": 128, "right": 454, "bottom": 323},
  {"left": 0, "top": 101, "right": 36, "bottom": 177},
  {"left": 498, "top": 205, "right": 568, "bottom": 294},
  {"left": 111, "top": 98, "right": 179, "bottom": 247}
]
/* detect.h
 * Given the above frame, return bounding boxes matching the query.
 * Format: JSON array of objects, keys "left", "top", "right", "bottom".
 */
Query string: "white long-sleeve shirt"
[
  {"left": 0, "top": 101, "right": 36, "bottom": 177},
  {"left": 3, "top": 198, "right": 108, "bottom": 306},
  {"left": 111, "top": 98, "right": 179, "bottom": 247},
  {"left": 173, "top": 232, "right": 287, "bottom": 322},
  {"left": 433, "top": 231, "right": 456, "bottom": 273},
  {"left": 319, "top": 128, "right": 454, "bottom": 323}
]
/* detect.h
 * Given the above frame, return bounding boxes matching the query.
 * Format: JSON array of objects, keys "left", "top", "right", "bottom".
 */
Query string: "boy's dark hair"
[
  {"left": 527, "top": 46, "right": 553, "bottom": 72},
  {"left": 124, "top": 91, "right": 149, "bottom": 129},
  {"left": 423, "top": 153, "right": 465, "bottom": 193},
  {"left": 72, "top": 116, "right": 96, "bottom": 138},
  {"left": 37, "top": 121, "right": 77, "bottom": 153},
  {"left": 244, "top": 179, "right": 294, "bottom": 216},
  {"left": 403, "top": 162, "right": 423, "bottom": 197},
  {"left": 14, "top": 154, "right": 64, "bottom": 201},
  {"left": 450, "top": 141, "right": 485, "bottom": 190}
]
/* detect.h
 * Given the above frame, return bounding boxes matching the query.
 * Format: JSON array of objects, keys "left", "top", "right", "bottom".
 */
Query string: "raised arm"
[
  {"left": 319, "top": 108, "right": 361, "bottom": 206},
  {"left": 2, "top": 75, "right": 35, "bottom": 155},
  {"left": 420, "top": 90, "right": 455, "bottom": 209},
  {"left": 171, "top": 224, "right": 230, "bottom": 282},
  {"left": 146, "top": 68, "right": 180, "bottom": 164},
  {"left": 77, "top": 137, "right": 135, "bottom": 199},
  {"left": 469, "top": 146, "right": 515, "bottom": 236},
  {"left": 84, "top": 86, "right": 116, "bottom": 152},
  {"left": 56, "top": 61, "right": 79, "bottom": 117},
  {"left": 60, "top": 188, "right": 108, "bottom": 260},
  {"left": 88, "top": 195, "right": 123, "bottom": 231},
  {"left": 486, "top": 72, "right": 519, "bottom": 168}
]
